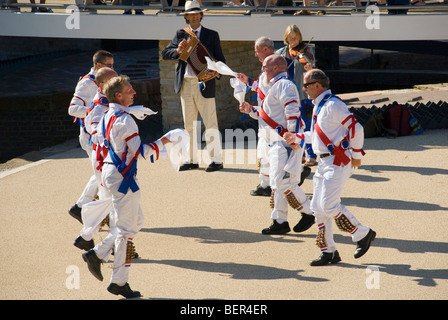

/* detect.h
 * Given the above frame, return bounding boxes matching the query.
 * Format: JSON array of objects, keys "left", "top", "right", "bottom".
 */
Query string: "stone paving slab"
[{"left": 0, "top": 128, "right": 447, "bottom": 303}]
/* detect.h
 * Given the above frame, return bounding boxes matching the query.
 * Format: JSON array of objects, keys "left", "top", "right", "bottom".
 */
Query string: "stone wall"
[
  {"left": 159, "top": 40, "right": 260, "bottom": 131},
  {"left": 0, "top": 91, "right": 78, "bottom": 163},
  {"left": 0, "top": 79, "right": 162, "bottom": 163}
]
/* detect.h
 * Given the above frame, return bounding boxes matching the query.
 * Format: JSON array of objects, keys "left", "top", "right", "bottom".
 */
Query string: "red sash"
[
  {"left": 313, "top": 94, "right": 351, "bottom": 167},
  {"left": 259, "top": 106, "right": 287, "bottom": 137},
  {"left": 258, "top": 76, "right": 299, "bottom": 138},
  {"left": 314, "top": 121, "right": 351, "bottom": 167}
]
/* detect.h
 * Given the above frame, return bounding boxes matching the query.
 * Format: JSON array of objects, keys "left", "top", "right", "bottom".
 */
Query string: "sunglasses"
[
  {"left": 100, "top": 62, "right": 114, "bottom": 68},
  {"left": 303, "top": 81, "right": 317, "bottom": 88}
]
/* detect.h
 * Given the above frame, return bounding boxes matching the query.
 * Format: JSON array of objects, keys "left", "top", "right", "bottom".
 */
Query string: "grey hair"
[
  {"left": 307, "top": 69, "right": 330, "bottom": 89},
  {"left": 255, "top": 36, "right": 274, "bottom": 52}
]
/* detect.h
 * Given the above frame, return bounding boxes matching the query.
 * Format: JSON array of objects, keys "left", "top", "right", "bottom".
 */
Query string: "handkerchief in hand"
[
  {"left": 162, "top": 129, "right": 190, "bottom": 172},
  {"left": 230, "top": 77, "right": 246, "bottom": 105},
  {"left": 205, "top": 57, "right": 238, "bottom": 77},
  {"left": 128, "top": 105, "right": 158, "bottom": 120}
]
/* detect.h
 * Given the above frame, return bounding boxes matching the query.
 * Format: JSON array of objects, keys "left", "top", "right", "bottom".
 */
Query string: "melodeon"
[{"left": 178, "top": 28, "right": 219, "bottom": 82}]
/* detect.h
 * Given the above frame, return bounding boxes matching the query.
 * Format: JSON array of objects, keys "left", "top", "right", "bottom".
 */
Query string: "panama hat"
[{"left": 181, "top": 0, "right": 207, "bottom": 14}]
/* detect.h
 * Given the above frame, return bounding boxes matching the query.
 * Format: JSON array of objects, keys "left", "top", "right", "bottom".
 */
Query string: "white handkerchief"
[
  {"left": 230, "top": 77, "right": 246, "bottom": 105},
  {"left": 163, "top": 129, "right": 190, "bottom": 172},
  {"left": 205, "top": 57, "right": 238, "bottom": 77},
  {"left": 128, "top": 105, "right": 158, "bottom": 120}
]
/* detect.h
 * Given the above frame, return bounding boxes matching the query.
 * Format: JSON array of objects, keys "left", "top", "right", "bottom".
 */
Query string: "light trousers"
[
  {"left": 96, "top": 163, "right": 144, "bottom": 285},
  {"left": 76, "top": 146, "right": 98, "bottom": 208},
  {"left": 311, "top": 155, "right": 370, "bottom": 252},
  {"left": 268, "top": 141, "right": 311, "bottom": 222},
  {"left": 180, "top": 77, "right": 222, "bottom": 164},
  {"left": 257, "top": 137, "right": 270, "bottom": 188}
]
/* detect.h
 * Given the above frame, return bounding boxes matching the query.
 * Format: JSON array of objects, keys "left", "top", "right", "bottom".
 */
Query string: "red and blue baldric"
[
  {"left": 258, "top": 76, "right": 304, "bottom": 147},
  {"left": 101, "top": 110, "right": 154, "bottom": 194},
  {"left": 313, "top": 94, "right": 365, "bottom": 166},
  {"left": 88, "top": 96, "right": 109, "bottom": 170}
]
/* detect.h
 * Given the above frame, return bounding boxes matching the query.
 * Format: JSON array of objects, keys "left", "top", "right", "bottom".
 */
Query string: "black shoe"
[
  {"left": 262, "top": 220, "right": 290, "bottom": 235},
  {"left": 178, "top": 162, "right": 199, "bottom": 171},
  {"left": 74, "top": 236, "right": 94, "bottom": 251},
  {"left": 250, "top": 185, "right": 272, "bottom": 197},
  {"left": 354, "top": 229, "right": 376, "bottom": 259},
  {"left": 82, "top": 249, "right": 103, "bottom": 281},
  {"left": 310, "top": 250, "right": 341, "bottom": 266},
  {"left": 206, "top": 162, "right": 223, "bottom": 172},
  {"left": 107, "top": 283, "right": 142, "bottom": 299},
  {"left": 293, "top": 213, "right": 315, "bottom": 233},
  {"left": 69, "top": 204, "right": 83, "bottom": 224},
  {"left": 299, "top": 166, "right": 311, "bottom": 186}
]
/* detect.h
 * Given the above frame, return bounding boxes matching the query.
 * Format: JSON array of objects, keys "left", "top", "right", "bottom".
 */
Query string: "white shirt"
[
  {"left": 305, "top": 89, "right": 364, "bottom": 159},
  {"left": 68, "top": 68, "right": 98, "bottom": 118},
  {"left": 84, "top": 91, "right": 109, "bottom": 146},
  {"left": 101, "top": 103, "right": 164, "bottom": 167},
  {"left": 258, "top": 72, "right": 302, "bottom": 142}
]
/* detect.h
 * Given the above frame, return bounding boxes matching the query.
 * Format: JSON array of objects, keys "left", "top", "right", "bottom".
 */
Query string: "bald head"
[
  {"left": 96, "top": 67, "right": 118, "bottom": 92},
  {"left": 269, "top": 55, "right": 287, "bottom": 72},
  {"left": 262, "top": 55, "right": 287, "bottom": 83}
]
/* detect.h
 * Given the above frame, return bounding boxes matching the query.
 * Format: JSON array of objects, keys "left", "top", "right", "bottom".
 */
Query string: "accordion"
[{"left": 178, "top": 28, "right": 219, "bottom": 82}]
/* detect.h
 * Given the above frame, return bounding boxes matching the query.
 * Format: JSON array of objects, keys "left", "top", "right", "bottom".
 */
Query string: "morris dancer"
[
  {"left": 72, "top": 67, "right": 117, "bottom": 252},
  {"left": 67, "top": 50, "right": 114, "bottom": 223},
  {"left": 285, "top": 69, "right": 376, "bottom": 266},
  {"left": 237, "top": 36, "right": 275, "bottom": 197},
  {"left": 240, "top": 55, "right": 314, "bottom": 235},
  {"left": 81, "top": 75, "right": 172, "bottom": 299}
]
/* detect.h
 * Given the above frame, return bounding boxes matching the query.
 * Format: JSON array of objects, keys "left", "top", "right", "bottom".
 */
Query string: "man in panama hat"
[{"left": 162, "top": 0, "right": 226, "bottom": 172}]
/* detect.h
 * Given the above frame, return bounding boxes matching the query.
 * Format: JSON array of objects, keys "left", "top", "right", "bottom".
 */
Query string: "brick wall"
[
  {"left": 0, "top": 91, "right": 78, "bottom": 163},
  {"left": 0, "top": 79, "right": 162, "bottom": 163},
  {"left": 159, "top": 40, "right": 260, "bottom": 131}
]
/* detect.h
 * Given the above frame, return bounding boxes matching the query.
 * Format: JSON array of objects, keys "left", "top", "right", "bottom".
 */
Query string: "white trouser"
[
  {"left": 311, "top": 155, "right": 370, "bottom": 253},
  {"left": 76, "top": 174, "right": 98, "bottom": 207},
  {"left": 95, "top": 163, "right": 144, "bottom": 285},
  {"left": 268, "top": 141, "right": 311, "bottom": 222},
  {"left": 257, "top": 137, "right": 270, "bottom": 188},
  {"left": 180, "top": 77, "right": 222, "bottom": 164},
  {"left": 76, "top": 136, "right": 98, "bottom": 207},
  {"left": 79, "top": 150, "right": 116, "bottom": 242}
]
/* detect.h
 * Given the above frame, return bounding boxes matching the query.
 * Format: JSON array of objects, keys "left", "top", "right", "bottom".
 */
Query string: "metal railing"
[{"left": 2, "top": 1, "right": 448, "bottom": 14}]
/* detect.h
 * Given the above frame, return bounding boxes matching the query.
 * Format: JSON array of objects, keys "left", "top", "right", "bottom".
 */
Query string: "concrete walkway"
[{"left": 0, "top": 126, "right": 447, "bottom": 301}]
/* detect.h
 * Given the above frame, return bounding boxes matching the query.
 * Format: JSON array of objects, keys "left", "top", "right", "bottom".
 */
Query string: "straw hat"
[{"left": 181, "top": 0, "right": 207, "bottom": 15}]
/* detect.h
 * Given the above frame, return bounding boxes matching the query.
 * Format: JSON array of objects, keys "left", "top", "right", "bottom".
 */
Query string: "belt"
[{"left": 319, "top": 153, "right": 333, "bottom": 159}]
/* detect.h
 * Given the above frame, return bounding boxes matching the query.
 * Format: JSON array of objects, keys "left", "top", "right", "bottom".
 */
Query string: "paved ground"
[
  {"left": 1, "top": 3, "right": 448, "bottom": 305},
  {"left": 1, "top": 123, "right": 447, "bottom": 302}
]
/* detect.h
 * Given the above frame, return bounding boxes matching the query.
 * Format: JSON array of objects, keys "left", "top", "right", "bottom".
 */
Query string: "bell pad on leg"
[
  {"left": 125, "top": 238, "right": 136, "bottom": 267},
  {"left": 316, "top": 223, "right": 327, "bottom": 251},
  {"left": 283, "top": 189, "right": 303, "bottom": 211},
  {"left": 334, "top": 212, "right": 358, "bottom": 234}
]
